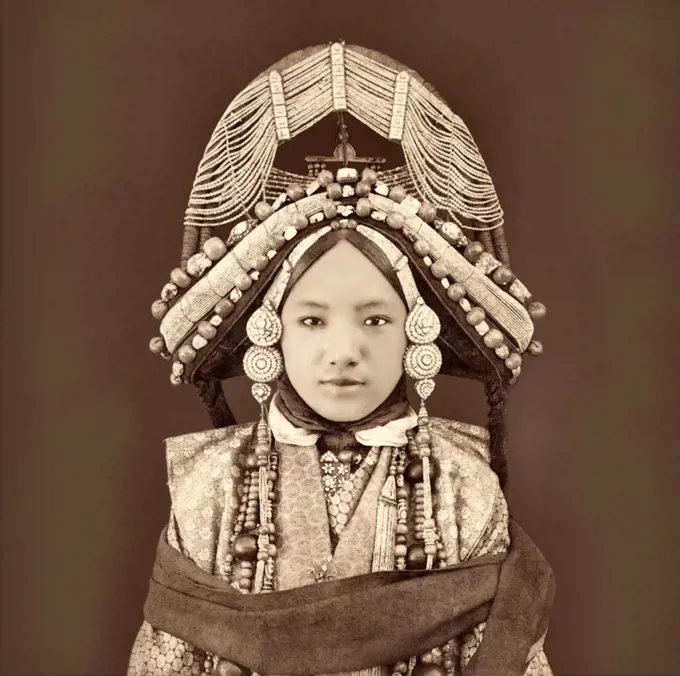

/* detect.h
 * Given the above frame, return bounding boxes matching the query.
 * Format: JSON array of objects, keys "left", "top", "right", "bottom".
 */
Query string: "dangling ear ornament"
[
  {"left": 403, "top": 296, "right": 442, "bottom": 570},
  {"left": 244, "top": 301, "right": 284, "bottom": 403}
]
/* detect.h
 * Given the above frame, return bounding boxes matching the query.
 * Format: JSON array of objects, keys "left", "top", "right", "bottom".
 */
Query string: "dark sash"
[{"left": 144, "top": 520, "right": 554, "bottom": 675}]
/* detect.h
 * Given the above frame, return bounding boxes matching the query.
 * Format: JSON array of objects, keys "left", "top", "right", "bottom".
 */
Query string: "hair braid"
[
  {"left": 194, "top": 377, "right": 236, "bottom": 429},
  {"left": 484, "top": 376, "right": 509, "bottom": 490}
]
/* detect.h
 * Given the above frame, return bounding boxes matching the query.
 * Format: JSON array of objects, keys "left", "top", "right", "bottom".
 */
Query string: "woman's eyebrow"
[
  {"left": 294, "top": 299, "right": 389, "bottom": 310},
  {"left": 355, "top": 300, "right": 389, "bottom": 310}
]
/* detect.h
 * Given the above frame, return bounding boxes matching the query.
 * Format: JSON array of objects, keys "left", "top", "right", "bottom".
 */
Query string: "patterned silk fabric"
[
  {"left": 317, "top": 434, "right": 376, "bottom": 547},
  {"left": 127, "top": 418, "right": 553, "bottom": 676}
]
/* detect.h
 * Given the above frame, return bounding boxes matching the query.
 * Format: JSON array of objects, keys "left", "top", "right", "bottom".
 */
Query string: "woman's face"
[{"left": 280, "top": 240, "right": 408, "bottom": 422}]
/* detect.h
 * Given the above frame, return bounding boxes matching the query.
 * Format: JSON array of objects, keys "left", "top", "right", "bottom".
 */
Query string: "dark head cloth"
[
  {"left": 144, "top": 520, "right": 554, "bottom": 676},
  {"left": 273, "top": 372, "right": 411, "bottom": 437}
]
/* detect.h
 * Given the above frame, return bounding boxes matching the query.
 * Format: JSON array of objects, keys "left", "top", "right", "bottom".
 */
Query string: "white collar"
[{"left": 267, "top": 396, "right": 418, "bottom": 448}]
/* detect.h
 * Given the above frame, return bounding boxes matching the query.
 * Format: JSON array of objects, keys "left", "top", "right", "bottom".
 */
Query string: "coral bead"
[
  {"left": 327, "top": 183, "right": 342, "bottom": 200},
  {"left": 215, "top": 298, "right": 235, "bottom": 317},
  {"left": 151, "top": 300, "right": 168, "bottom": 320},
  {"left": 388, "top": 186, "right": 407, "bottom": 203},
  {"left": 527, "top": 301, "right": 547, "bottom": 320},
  {"left": 235, "top": 273, "right": 253, "bottom": 291},
  {"left": 323, "top": 201, "right": 338, "bottom": 219},
  {"left": 464, "top": 241, "right": 485, "bottom": 262},
  {"left": 483, "top": 328, "right": 504, "bottom": 348},
  {"left": 406, "top": 544, "right": 427, "bottom": 569},
  {"left": 271, "top": 233, "right": 287, "bottom": 249},
  {"left": 394, "top": 544, "right": 408, "bottom": 558},
  {"left": 197, "top": 321, "right": 217, "bottom": 339},
  {"left": 446, "top": 283, "right": 465, "bottom": 301},
  {"left": 361, "top": 167, "right": 378, "bottom": 185},
  {"left": 386, "top": 212, "right": 405, "bottom": 230},
  {"left": 505, "top": 352, "right": 523, "bottom": 370},
  {"left": 355, "top": 180, "right": 372, "bottom": 197},
  {"left": 170, "top": 267, "right": 192, "bottom": 288},
  {"left": 413, "top": 240, "right": 430, "bottom": 257},
  {"left": 177, "top": 345, "right": 197, "bottom": 364},
  {"left": 317, "top": 169, "right": 335, "bottom": 187},
  {"left": 417, "top": 203, "right": 437, "bottom": 223},
  {"left": 254, "top": 201, "right": 273, "bottom": 221},
  {"left": 405, "top": 459, "right": 423, "bottom": 483},
  {"left": 251, "top": 254, "right": 269, "bottom": 272},
  {"left": 286, "top": 183, "right": 305, "bottom": 201},
  {"left": 355, "top": 197, "right": 372, "bottom": 217},
  {"left": 233, "top": 534, "right": 258, "bottom": 560},
  {"left": 492, "top": 266, "right": 514, "bottom": 285},
  {"left": 430, "top": 260, "right": 448, "bottom": 279},
  {"left": 466, "top": 307, "right": 486, "bottom": 326},
  {"left": 528, "top": 339, "right": 544, "bottom": 356},
  {"left": 291, "top": 212, "right": 309, "bottom": 230},
  {"left": 149, "top": 337, "right": 165, "bottom": 354},
  {"left": 203, "top": 237, "right": 228, "bottom": 261}
]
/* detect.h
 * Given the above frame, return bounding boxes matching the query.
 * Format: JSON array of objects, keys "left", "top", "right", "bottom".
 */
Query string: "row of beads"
[
  {"left": 226, "top": 422, "right": 279, "bottom": 594},
  {"left": 406, "top": 233, "right": 535, "bottom": 382},
  {"left": 223, "top": 410, "right": 455, "bottom": 674},
  {"left": 150, "top": 236, "right": 231, "bottom": 323},
  {"left": 267, "top": 167, "right": 545, "bottom": 382},
  {"left": 151, "top": 170, "right": 371, "bottom": 382},
  {"left": 151, "top": 165, "right": 543, "bottom": 385},
  {"left": 388, "top": 424, "right": 452, "bottom": 676},
  {"left": 365, "top": 207, "right": 532, "bottom": 380}
]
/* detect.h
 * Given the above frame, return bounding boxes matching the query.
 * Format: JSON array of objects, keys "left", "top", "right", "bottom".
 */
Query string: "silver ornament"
[
  {"left": 243, "top": 345, "right": 283, "bottom": 383},
  {"left": 246, "top": 303, "right": 283, "bottom": 347},
  {"left": 251, "top": 383, "right": 272, "bottom": 404},
  {"left": 405, "top": 299, "right": 441, "bottom": 345},
  {"left": 415, "top": 378, "right": 436, "bottom": 401},
  {"left": 404, "top": 343, "right": 442, "bottom": 380}
]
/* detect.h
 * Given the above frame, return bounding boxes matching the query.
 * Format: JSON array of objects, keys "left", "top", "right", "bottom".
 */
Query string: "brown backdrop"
[{"left": 2, "top": 1, "right": 680, "bottom": 674}]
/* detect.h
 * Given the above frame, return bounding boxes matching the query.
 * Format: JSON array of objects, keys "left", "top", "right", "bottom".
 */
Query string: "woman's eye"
[
  {"left": 300, "top": 316, "right": 324, "bottom": 327},
  {"left": 365, "top": 316, "right": 390, "bottom": 327}
]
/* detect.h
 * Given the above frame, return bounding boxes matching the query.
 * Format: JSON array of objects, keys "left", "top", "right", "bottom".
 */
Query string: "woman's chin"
[{"left": 309, "top": 397, "right": 376, "bottom": 423}]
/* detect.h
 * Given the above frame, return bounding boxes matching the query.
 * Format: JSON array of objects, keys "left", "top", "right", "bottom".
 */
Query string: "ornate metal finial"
[{"left": 305, "top": 112, "right": 387, "bottom": 176}]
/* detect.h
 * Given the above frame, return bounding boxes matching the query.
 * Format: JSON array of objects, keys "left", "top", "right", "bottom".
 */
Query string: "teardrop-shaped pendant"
[
  {"left": 246, "top": 302, "right": 282, "bottom": 347},
  {"left": 405, "top": 298, "right": 441, "bottom": 345}
]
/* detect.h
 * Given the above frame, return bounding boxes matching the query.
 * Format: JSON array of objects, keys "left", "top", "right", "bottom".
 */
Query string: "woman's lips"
[
  {"left": 320, "top": 379, "right": 365, "bottom": 393},
  {"left": 322, "top": 378, "right": 364, "bottom": 386}
]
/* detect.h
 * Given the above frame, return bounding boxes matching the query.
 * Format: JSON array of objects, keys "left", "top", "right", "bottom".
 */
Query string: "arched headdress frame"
[
  {"left": 148, "top": 44, "right": 548, "bottom": 486},
  {"left": 178, "top": 43, "right": 513, "bottom": 270}
]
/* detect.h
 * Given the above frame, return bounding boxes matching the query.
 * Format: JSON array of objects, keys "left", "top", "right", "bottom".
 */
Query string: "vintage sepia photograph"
[{"left": 2, "top": 2, "right": 679, "bottom": 675}]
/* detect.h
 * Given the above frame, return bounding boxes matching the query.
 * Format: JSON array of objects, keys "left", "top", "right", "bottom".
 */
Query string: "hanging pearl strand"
[
  {"left": 253, "top": 414, "right": 277, "bottom": 593},
  {"left": 388, "top": 449, "right": 410, "bottom": 676},
  {"left": 262, "top": 447, "right": 279, "bottom": 592},
  {"left": 229, "top": 411, "right": 279, "bottom": 595},
  {"left": 394, "top": 448, "right": 409, "bottom": 570},
  {"left": 403, "top": 421, "right": 441, "bottom": 571},
  {"left": 416, "top": 406, "right": 437, "bottom": 570},
  {"left": 403, "top": 417, "right": 450, "bottom": 676}
]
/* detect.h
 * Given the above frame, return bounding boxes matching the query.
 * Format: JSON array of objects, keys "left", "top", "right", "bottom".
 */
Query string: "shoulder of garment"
[
  {"left": 161, "top": 417, "right": 504, "bottom": 564},
  {"left": 427, "top": 417, "right": 505, "bottom": 561}
]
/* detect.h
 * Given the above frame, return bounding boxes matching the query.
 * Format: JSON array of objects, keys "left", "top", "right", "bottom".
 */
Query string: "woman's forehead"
[
  {"left": 286, "top": 296, "right": 396, "bottom": 310},
  {"left": 288, "top": 241, "right": 398, "bottom": 292}
]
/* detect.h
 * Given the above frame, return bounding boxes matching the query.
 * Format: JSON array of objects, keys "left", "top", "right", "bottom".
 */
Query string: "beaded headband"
[{"left": 147, "top": 43, "right": 546, "bottom": 390}]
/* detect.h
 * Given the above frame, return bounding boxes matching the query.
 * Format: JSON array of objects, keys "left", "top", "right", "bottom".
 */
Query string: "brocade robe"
[{"left": 127, "top": 417, "right": 552, "bottom": 676}]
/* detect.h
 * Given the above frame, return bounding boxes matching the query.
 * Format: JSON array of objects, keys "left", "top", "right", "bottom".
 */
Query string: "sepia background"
[{"left": 2, "top": 1, "right": 679, "bottom": 674}]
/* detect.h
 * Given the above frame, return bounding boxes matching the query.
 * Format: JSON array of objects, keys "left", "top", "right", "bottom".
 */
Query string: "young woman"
[{"left": 129, "top": 44, "right": 554, "bottom": 676}]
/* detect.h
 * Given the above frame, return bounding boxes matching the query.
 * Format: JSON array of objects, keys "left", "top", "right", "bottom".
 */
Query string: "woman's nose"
[{"left": 325, "top": 328, "right": 363, "bottom": 367}]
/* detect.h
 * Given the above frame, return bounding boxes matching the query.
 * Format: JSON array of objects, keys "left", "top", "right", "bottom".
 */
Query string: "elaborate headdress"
[{"left": 148, "top": 43, "right": 546, "bottom": 498}]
